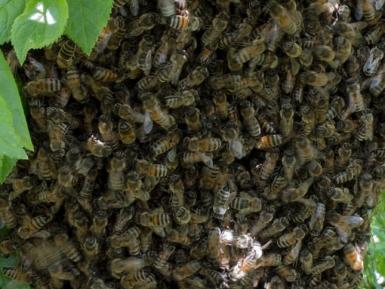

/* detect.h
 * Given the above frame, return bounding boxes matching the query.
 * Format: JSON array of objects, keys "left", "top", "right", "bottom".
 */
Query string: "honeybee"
[
  {"left": 256, "top": 134, "right": 284, "bottom": 149},
  {"left": 269, "top": 1, "right": 298, "bottom": 35},
  {"left": 235, "top": 38, "right": 267, "bottom": 65},
  {"left": 92, "top": 66, "right": 119, "bottom": 82},
  {"left": 187, "top": 136, "right": 222, "bottom": 153},
  {"left": 153, "top": 32, "right": 175, "bottom": 68},
  {"left": 355, "top": 0, "right": 380, "bottom": 23},
  {"left": 356, "top": 112, "right": 374, "bottom": 141},
  {"left": 201, "top": 12, "right": 229, "bottom": 48},
  {"left": 275, "top": 265, "right": 297, "bottom": 282},
  {"left": 0, "top": 198, "right": 16, "bottom": 229},
  {"left": 127, "top": 12, "right": 159, "bottom": 37},
  {"left": 142, "top": 94, "right": 176, "bottom": 130},
  {"left": 230, "top": 192, "right": 262, "bottom": 216},
  {"left": 282, "top": 41, "right": 302, "bottom": 58},
  {"left": 299, "top": 248, "right": 313, "bottom": 274},
  {"left": 299, "top": 71, "right": 331, "bottom": 87},
  {"left": 311, "top": 256, "right": 336, "bottom": 275},
  {"left": 343, "top": 243, "right": 364, "bottom": 271},
  {"left": 136, "top": 159, "right": 168, "bottom": 177},
  {"left": 90, "top": 210, "right": 108, "bottom": 237},
  {"left": 259, "top": 217, "right": 290, "bottom": 239},
  {"left": 107, "top": 155, "right": 126, "bottom": 191},
  {"left": 86, "top": 134, "right": 112, "bottom": 158},
  {"left": 277, "top": 226, "right": 307, "bottom": 248},
  {"left": 165, "top": 89, "right": 197, "bottom": 108},
  {"left": 308, "top": 202, "right": 325, "bottom": 236},
  {"left": 117, "top": 119, "right": 136, "bottom": 145},
  {"left": 240, "top": 101, "right": 262, "bottom": 137},
  {"left": 24, "top": 78, "right": 62, "bottom": 96},
  {"left": 212, "top": 185, "right": 231, "bottom": 220},
  {"left": 30, "top": 148, "right": 57, "bottom": 180},
  {"left": 283, "top": 239, "right": 303, "bottom": 265},
  {"left": 107, "top": 16, "right": 127, "bottom": 50},
  {"left": 279, "top": 103, "right": 294, "bottom": 137},
  {"left": 363, "top": 47, "right": 384, "bottom": 76},
  {"left": 110, "top": 257, "right": 146, "bottom": 279},
  {"left": 328, "top": 212, "right": 364, "bottom": 242},
  {"left": 158, "top": 0, "right": 175, "bottom": 17},
  {"left": 365, "top": 23, "right": 385, "bottom": 44},
  {"left": 172, "top": 260, "right": 202, "bottom": 281},
  {"left": 179, "top": 66, "right": 209, "bottom": 89},
  {"left": 57, "top": 40, "right": 76, "bottom": 69}
]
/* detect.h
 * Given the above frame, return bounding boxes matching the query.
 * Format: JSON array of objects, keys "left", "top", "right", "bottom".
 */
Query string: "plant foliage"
[{"left": 0, "top": 0, "right": 113, "bottom": 182}]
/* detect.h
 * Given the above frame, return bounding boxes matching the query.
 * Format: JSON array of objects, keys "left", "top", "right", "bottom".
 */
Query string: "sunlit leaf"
[
  {"left": 0, "top": 51, "right": 32, "bottom": 151},
  {"left": 11, "top": 0, "right": 68, "bottom": 63},
  {"left": 65, "top": 0, "right": 113, "bottom": 55},
  {"left": 0, "top": 256, "right": 18, "bottom": 269},
  {"left": 0, "top": 0, "right": 26, "bottom": 44},
  {"left": 0, "top": 155, "right": 17, "bottom": 183}
]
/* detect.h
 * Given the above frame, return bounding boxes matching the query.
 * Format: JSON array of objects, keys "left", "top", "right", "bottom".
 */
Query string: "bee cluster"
[{"left": 1, "top": 0, "right": 385, "bottom": 288}]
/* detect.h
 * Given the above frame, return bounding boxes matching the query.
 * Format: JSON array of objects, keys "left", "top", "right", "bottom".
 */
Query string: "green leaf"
[
  {"left": 0, "top": 51, "right": 32, "bottom": 151},
  {"left": 0, "top": 97, "right": 28, "bottom": 160},
  {"left": 0, "top": 155, "right": 16, "bottom": 183},
  {"left": 0, "top": 0, "right": 26, "bottom": 44},
  {"left": 3, "top": 280, "right": 30, "bottom": 289},
  {"left": 0, "top": 256, "right": 18, "bottom": 269},
  {"left": 65, "top": 0, "right": 113, "bottom": 55},
  {"left": 11, "top": 0, "right": 69, "bottom": 63}
]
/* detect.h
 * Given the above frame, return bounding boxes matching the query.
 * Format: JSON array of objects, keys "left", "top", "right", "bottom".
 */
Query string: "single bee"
[
  {"left": 230, "top": 192, "right": 262, "bottom": 216},
  {"left": 277, "top": 226, "right": 307, "bottom": 248},
  {"left": 311, "top": 256, "right": 336, "bottom": 275},
  {"left": 365, "top": 23, "right": 385, "bottom": 44},
  {"left": 187, "top": 136, "right": 222, "bottom": 153},
  {"left": 256, "top": 134, "right": 284, "bottom": 149},
  {"left": 142, "top": 94, "right": 176, "bottom": 130},
  {"left": 172, "top": 260, "right": 202, "bottom": 281},
  {"left": 275, "top": 265, "right": 297, "bottom": 282},
  {"left": 85, "top": 134, "right": 112, "bottom": 158},
  {"left": 328, "top": 212, "right": 364, "bottom": 242},
  {"left": 24, "top": 78, "right": 62, "bottom": 96},
  {"left": 92, "top": 66, "right": 118, "bottom": 82},
  {"left": 107, "top": 16, "right": 127, "bottom": 50},
  {"left": 201, "top": 12, "right": 229, "bottom": 48},
  {"left": 356, "top": 112, "right": 374, "bottom": 141},
  {"left": 299, "top": 71, "right": 331, "bottom": 87},
  {"left": 282, "top": 41, "right": 302, "bottom": 58},
  {"left": 179, "top": 66, "right": 209, "bottom": 89},
  {"left": 343, "top": 243, "right": 364, "bottom": 271},
  {"left": 153, "top": 32, "right": 175, "bottom": 68},
  {"left": 18, "top": 214, "right": 52, "bottom": 239},
  {"left": 235, "top": 38, "right": 266, "bottom": 65},
  {"left": 110, "top": 257, "right": 146, "bottom": 279},
  {"left": 283, "top": 239, "right": 303, "bottom": 265},
  {"left": 212, "top": 185, "right": 231, "bottom": 220},
  {"left": 309, "top": 202, "right": 325, "bottom": 236},
  {"left": 0, "top": 198, "right": 16, "bottom": 229},
  {"left": 184, "top": 107, "right": 202, "bottom": 133},
  {"left": 136, "top": 159, "right": 168, "bottom": 178},
  {"left": 151, "top": 130, "right": 181, "bottom": 158},
  {"left": 165, "top": 89, "right": 197, "bottom": 108},
  {"left": 279, "top": 103, "right": 294, "bottom": 137},
  {"left": 269, "top": 1, "right": 298, "bottom": 35},
  {"left": 57, "top": 40, "right": 76, "bottom": 69},
  {"left": 240, "top": 100, "right": 262, "bottom": 137},
  {"left": 259, "top": 217, "right": 290, "bottom": 239},
  {"left": 117, "top": 119, "right": 136, "bottom": 145},
  {"left": 158, "top": 0, "right": 175, "bottom": 17}
]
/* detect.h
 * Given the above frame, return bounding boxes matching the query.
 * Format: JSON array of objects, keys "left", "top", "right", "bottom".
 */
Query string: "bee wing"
[
  {"left": 143, "top": 111, "right": 153, "bottom": 134},
  {"left": 375, "top": 0, "right": 385, "bottom": 10},
  {"left": 230, "top": 139, "right": 244, "bottom": 159}
]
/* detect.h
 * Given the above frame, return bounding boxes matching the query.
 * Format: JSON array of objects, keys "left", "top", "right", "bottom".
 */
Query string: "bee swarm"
[{"left": 2, "top": 0, "right": 385, "bottom": 288}]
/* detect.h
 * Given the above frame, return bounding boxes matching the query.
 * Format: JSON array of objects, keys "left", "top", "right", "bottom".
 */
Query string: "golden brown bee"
[
  {"left": 240, "top": 100, "right": 262, "bottom": 137},
  {"left": 275, "top": 265, "right": 297, "bottom": 282},
  {"left": 235, "top": 38, "right": 266, "bottom": 65},
  {"left": 277, "top": 226, "right": 307, "bottom": 248},
  {"left": 18, "top": 213, "right": 52, "bottom": 239},
  {"left": 187, "top": 136, "right": 222, "bottom": 152},
  {"left": 269, "top": 1, "right": 298, "bottom": 35},
  {"left": 24, "top": 78, "right": 62, "bottom": 96},
  {"left": 343, "top": 243, "right": 364, "bottom": 271},
  {"left": 363, "top": 47, "right": 383, "bottom": 76},
  {"left": 283, "top": 239, "right": 303, "bottom": 265},
  {"left": 311, "top": 256, "right": 336, "bottom": 275},
  {"left": 57, "top": 40, "right": 76, "bottom": 69},
  {"left": 184, "top": 107, "right": 202, "bottom": 133},
  {"left": 86, "top": 134, "right": 112, "bottom": 158},
  {"left": 0, "top": 198, "right": 16, "bottom": 229},
  {"left": 157, "top": 0, "right": 175, "bottom": 17},
  {"left": 212, "top": 185, "right": 231, "bottom": 220},
  {"left": 107, "top": 155, "right": 126, "bottom": 191},
  {"left": 136, "top": 159, "right": 168, "bottom": 177},
  {"left": 165, "top": 89, "right": 197, "bottom": 108},
  {"left": 230, "top": 192, "right": 262, "bottom": 216},
  {"left": 282, "top": 41, "right": 302, "bottom": 58},
  {"left": 110, "top": 257, "right": 146, "bottom": 279},
  {"left": 127, "top": 12, "right": 159, "bottom": 37},
  {"left": 308, "top": 202, "right": 325, "bottom": 236},
  {"left": 107, "top": 16, "right": 127, "bottom": 50},
  {"left": 142, "top": 94, "right": 176, "bottom": 130},
  {"left": 279, "top": 103, "right": 294, "bottom": 137},
  {"left": 118, "top": 119, "right": 136, "bottom": 145},
  {"left": 201, "top": 12, "right": 229, "bottom": 48},
  {"left": 259, "top": 217, "right": 290, "bottom": 239},
  {"left": 256, "top": 134, "right": 284, "bottom": 149}
]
